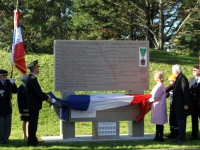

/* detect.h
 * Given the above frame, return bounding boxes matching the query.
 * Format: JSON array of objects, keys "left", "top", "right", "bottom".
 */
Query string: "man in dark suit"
[
  {"left": 166, "top": 74, "right": 178, "bottom": 138},
  {"left": 0, "top": 69, "right": 17, "bottom": 144},
  {"left": 26, "top": 60, "right": 56, "bottom": 146},
  {"left": 171, "top": 64, "right": 191, "bottom": 144},
  {"left": 189, "top": 65, "right": 200, "bottom": 140}
]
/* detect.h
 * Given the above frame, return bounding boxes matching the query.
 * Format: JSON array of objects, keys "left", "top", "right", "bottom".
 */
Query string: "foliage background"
[{"left": 1, "top": 0, "right": 200, "bottom": 54}]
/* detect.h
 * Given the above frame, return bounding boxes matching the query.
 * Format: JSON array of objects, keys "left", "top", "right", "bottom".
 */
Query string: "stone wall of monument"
[{"left": 54, "top": 40, "right": 149, "bottom": 91}]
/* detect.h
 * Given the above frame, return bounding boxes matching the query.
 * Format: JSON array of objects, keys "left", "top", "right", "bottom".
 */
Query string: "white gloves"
[
  {"left": 51, "top": 98, "right": 56, "bottom": 103},
  {"left": 148, "top": 97, "right": 154, "bottom": 103},
  {"left": 10, "top": 78, "right": 14, "bottom": 84}
]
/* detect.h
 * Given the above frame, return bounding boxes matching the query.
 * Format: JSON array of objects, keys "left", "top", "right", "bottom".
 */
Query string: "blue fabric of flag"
[{"left": 48, "top": 92, "right": 90, "bottom": 121}]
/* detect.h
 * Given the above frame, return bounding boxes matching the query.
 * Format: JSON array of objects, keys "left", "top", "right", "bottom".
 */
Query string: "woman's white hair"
[
  {"left": 172, "top": 64, "right": 182, "bottom": 74},
  {"left": 154, "top": 70, "right": 164, "bottom": 82}
]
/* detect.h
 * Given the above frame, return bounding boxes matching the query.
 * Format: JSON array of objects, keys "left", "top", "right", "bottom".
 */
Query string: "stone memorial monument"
[{"left": 54, "top": 40, "right": 149, "bottom": 139}]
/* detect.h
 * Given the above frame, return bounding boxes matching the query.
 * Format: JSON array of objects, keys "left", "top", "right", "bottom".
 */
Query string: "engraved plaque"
[
  {"left": 54, "top": 40, "right": 149, "bottom": 91},
  {"left": 98, "top": 122, "right": 117, "bottom": 136},
  {"left": 92, "top": 121, "right": 119, "bottom": 139}
]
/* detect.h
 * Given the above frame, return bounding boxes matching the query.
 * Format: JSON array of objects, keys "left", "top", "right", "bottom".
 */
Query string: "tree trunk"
[{"left": 158, "top": 0, "right": 164, "bottom": 50}]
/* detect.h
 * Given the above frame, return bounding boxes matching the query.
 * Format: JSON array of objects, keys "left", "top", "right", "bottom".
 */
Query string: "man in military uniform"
[
  {"left": 189, "top": 65, "right": 200, "bottom": 140},
  {"left": 0, "top": 69, "right": 17, "bottom": 144},
  {"left": 26, "top": 60, "right": 56, "bottom": 146}
]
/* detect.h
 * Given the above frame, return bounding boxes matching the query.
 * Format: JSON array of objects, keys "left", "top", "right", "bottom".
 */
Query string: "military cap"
[
  {"left": 0, "top": 70, "right": 8, "bottom": 75},
  {"left": 27, "top": 60, "right": 40, "bottom": 69},
  {"left": 193, "top": 65, "right": 199, "bottom": 70}
]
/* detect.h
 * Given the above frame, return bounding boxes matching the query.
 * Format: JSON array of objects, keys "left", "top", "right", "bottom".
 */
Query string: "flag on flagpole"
[{"left": 11, "top": 9, "right": 27, "bottom": 75}]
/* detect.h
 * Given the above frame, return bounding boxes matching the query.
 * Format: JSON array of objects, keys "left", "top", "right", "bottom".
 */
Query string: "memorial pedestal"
[
  {"left": 128, "top": 120, "right": 144, "bottom": 137},
  {"left": 53, "top": 40, "right": 149, "bottom": 140},
  {"left": 60, "top": 91, "right": 75, "bottom": 139}
]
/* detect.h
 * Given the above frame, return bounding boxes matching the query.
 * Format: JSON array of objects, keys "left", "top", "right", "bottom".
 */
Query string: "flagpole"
[
  {"left": 11, "top": 0, "right": 27, "bottom": 75},
  {"left": 10, "top": 0, "right": 19, "bottom": 78},
  {"left": 199, "top": 51, "right": 200, "bottom": 69},
  {"left": 15, "top": 0, "right": 18, "bottom": 9}
]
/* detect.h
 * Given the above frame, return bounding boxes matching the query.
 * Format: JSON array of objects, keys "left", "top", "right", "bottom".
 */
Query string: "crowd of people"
[
  {"left": 0, "top": 62, "right": 199, "bottom": 146},
  {"left": 148, "top": 64, "right": 199, "bottom": 144},
  {"left": 0, "top": 60, "right": 56, "bottom": 146}
]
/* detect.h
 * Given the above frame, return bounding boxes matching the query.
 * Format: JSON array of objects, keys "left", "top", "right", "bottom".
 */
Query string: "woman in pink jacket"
[{"left": 148, "top": 70, "right": 167, "bottom": 142}]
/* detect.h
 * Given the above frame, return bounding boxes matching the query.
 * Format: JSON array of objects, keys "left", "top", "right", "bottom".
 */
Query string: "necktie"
[{"left": 196, "top": 78, "right": 199, "bottom": 85}]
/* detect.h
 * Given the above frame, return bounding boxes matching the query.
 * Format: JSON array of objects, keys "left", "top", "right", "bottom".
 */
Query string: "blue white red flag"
[
  {"left": 11, "top": 9, "right": 27, "bottom": 75},
  {"left": 48, "top": 92, "right": 151, "bottom": 122}
]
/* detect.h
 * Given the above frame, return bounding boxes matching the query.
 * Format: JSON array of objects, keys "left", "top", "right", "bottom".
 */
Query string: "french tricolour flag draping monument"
[
  {"left": 11, "top": 9, "right": 27, "bottom": 75},
  {"left": 48, "top": 92, "right": 152, "bottom": 122}
]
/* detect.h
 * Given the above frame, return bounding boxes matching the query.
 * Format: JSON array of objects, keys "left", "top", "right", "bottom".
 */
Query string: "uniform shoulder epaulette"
[{"left": 31, "top": 75, "right": 35, "bottom": 79}]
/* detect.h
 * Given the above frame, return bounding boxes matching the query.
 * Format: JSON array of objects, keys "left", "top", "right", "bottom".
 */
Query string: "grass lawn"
[{"left": 0, "top": 49, "right": 199, "bottom": 149}]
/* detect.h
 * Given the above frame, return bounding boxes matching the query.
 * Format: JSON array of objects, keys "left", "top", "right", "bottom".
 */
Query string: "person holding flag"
[{"left": 0, "top": 70, "right": 17, "bottom": 144}]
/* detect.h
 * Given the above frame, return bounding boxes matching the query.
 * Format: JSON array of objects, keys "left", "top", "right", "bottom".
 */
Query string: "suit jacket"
[
  {"left": 26, "top": 73, "right": 49, "bottom": 110},
  {"left": 189, "top": 77, "right": 200, "bottom": 106},
  {"left": 17, "top": 84, "right": 28, "bottom": 114},
  {"left": 166, "top": 83, "right": 174, "bottom": 98},
  {"left": 0, "top": 80, "right": 17, "bottom": 116},
  {"left": 173, "top": 73, "right": 191, "bottom": 118}
]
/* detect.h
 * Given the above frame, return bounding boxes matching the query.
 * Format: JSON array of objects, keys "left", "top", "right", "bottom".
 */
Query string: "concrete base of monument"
[{"left": 41, "top": 133, "right": 162, "bottom": 142}]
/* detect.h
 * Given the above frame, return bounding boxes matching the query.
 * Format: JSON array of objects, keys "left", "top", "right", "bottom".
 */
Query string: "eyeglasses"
[
  {"left": 2, "top": 74, "right": 8, "bottom": 77},
  {"left": 193, "top": 70, "right": 198, "bottom": 72}
]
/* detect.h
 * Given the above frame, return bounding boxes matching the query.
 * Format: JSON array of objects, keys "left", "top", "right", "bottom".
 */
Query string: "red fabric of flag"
[
  {"left": 11, "top": 10, "right": 27, "bottom": 75},
  {"left": 129, "top": 94, "right": 151, "bottom": 121}
]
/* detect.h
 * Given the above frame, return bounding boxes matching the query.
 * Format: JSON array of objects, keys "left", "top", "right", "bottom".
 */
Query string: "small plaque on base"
[{"left": 92, "top": 121, "right": 119, "bottom": 139}]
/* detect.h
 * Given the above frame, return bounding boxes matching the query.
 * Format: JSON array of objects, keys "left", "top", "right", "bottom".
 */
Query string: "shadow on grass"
[
  {"left": 1, "top": 135, "right": 200, "bottom": 150},
  {"left": 150, "top": 50, "right": 198, "bottom": 65}
]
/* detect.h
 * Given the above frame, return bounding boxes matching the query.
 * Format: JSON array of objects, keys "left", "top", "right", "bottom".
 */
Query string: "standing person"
[
  {"left": 189, "top": 65, "right": 200, "bottom": 140},
  {"left": 148, "top": 70, "right": 167, "bottom": 142},
  {"left": 17, "top": 74, "right": 29, "bottom": 140},
  {"left": 0, "top": 69, "right": 17, "bottom": 144},
  {"left": 26, "top": 60, "right": 56, "bottom": 146},
  {"left": 166, "top": 74, "right": 178, "bottom": 138},
  {"left": 171, "top": 64, "right": 191, "bottom": 144}
]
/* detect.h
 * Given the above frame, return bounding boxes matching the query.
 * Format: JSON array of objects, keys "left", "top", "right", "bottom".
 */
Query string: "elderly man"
[
  {"left": 189, "top": 65, "right": 200, "bottom": 140},
  {"left": 0, "top": 70, "right": 17, "bottom": 144},
  {"left": 171, "top": 64, "right": 191, "bottom": 144},
  {"left": 26, "top": 60, "right": 56, "bottom": 146}
]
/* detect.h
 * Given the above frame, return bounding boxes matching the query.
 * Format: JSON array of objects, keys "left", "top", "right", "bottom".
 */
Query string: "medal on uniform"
[{"left": 0, "top": 90, "right": 4, "bottom": 97}]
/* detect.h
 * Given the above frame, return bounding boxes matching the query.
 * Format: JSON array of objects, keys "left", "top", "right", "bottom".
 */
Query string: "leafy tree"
[
  {"left": 70, "top": 0, "right": 128, "bottom": 40},
  {"left": 0, "top": 0, "right": 15, "bottom": 51},
  {"left": 0, "top": 0, "right": 72, "bottom": 53},
  {"left": 170, "top": 0, "right": 200, "bottom": 56},
  {"left": 0, "top": 0, "right": 199, "bottom": 53},
  {"left": 70, "top": 0, "right": 189, "bottom": 50}
]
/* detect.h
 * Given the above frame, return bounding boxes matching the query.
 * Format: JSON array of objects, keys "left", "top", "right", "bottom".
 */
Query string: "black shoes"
[
  {"left": 0, "top": 141, "right": 9, "bottom": 144},
  {"left": 153, "top": 137, "right": 164, "bottom": 142},
  {"left": 28, "top": 143, "right": 38, "bottom": 147},
  {"left": 167, "top": 133, "right": 178, "bottom": 139},
  {"left": 189, "top": 137, "right": 198, "bottom": 140},
  {"left": 173, "top": 140, "right": 184, "bottom": 144}
]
